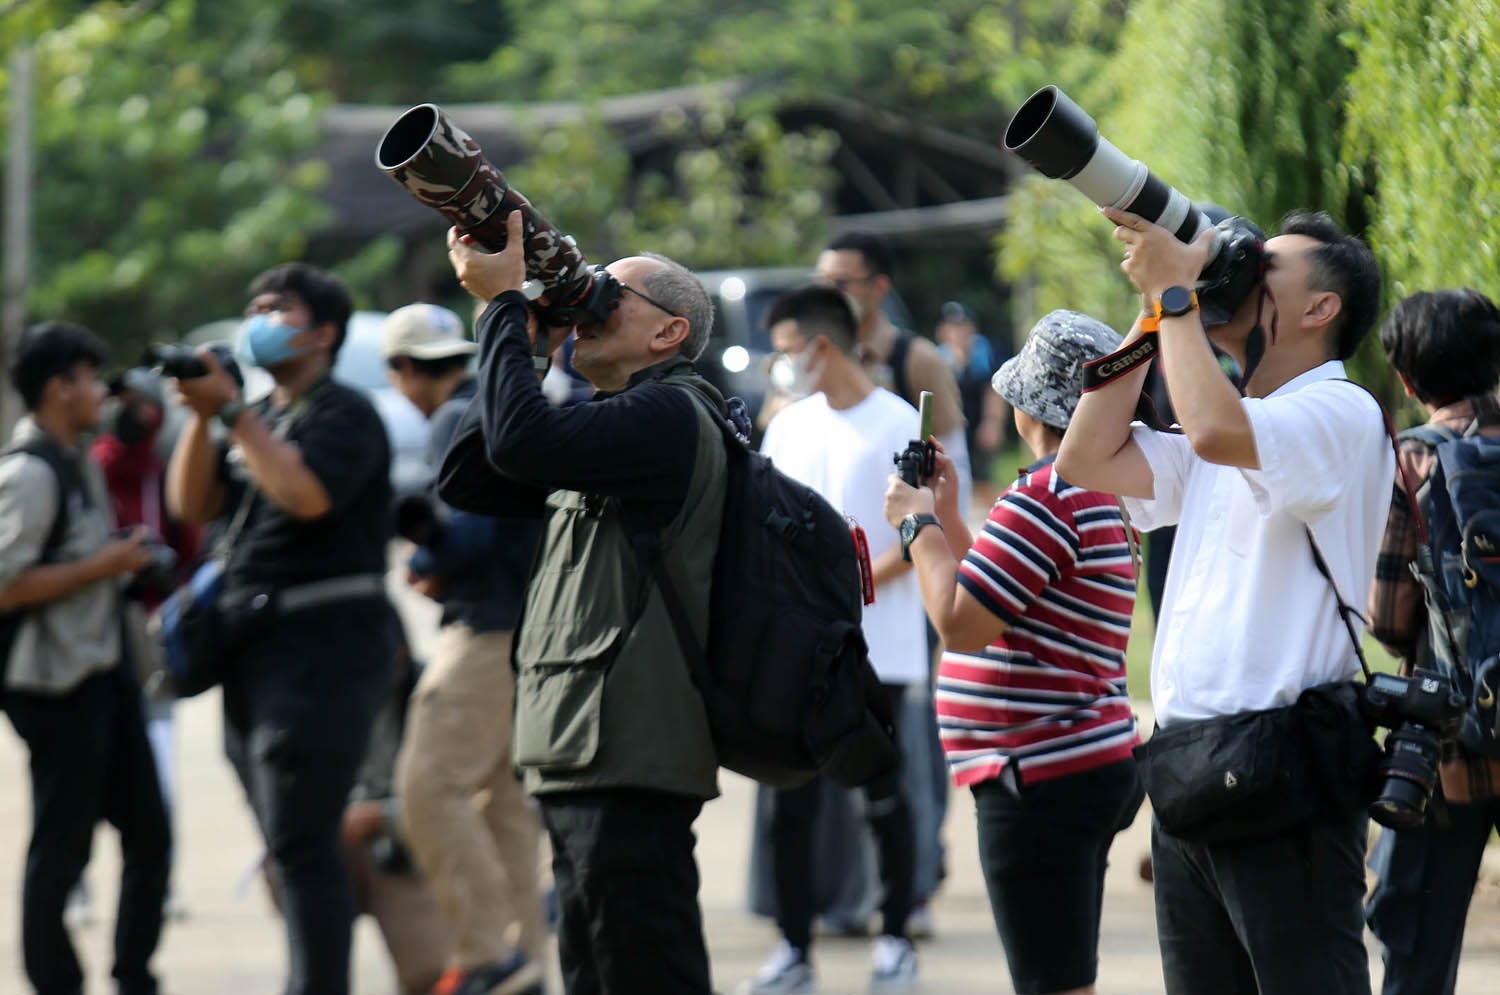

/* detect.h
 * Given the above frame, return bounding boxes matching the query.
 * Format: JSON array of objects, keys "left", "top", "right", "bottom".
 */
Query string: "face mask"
[
  {"left": 783, "top": 345, "right": 824, "bottom": 397},
  {"left": 235, "top": 313, "right": 311, "bottom": 369}
]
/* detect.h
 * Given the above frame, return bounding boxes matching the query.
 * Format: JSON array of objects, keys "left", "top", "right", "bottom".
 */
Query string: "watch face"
[
  {"left": 1161, "top": 286, "right": 1195, "bottom": 316},
  {"left": 901, "top": 516, "right": 916, "bottom": 544}
]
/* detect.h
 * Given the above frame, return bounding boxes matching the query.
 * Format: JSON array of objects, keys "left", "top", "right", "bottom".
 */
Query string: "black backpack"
[
  {"left": 0, "top": 437, "right": 86, "bottom": 706},
  {"left": 647, "top": 387, "right": 899, "bottom": 790}
]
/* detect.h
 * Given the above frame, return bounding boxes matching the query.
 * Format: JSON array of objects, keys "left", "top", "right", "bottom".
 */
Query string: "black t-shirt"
[{"left": 221, "top": 377, "right": 392, "bottom": 591}]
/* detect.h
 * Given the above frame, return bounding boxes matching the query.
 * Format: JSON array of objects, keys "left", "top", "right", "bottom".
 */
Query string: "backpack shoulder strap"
[
  {"left": 3, "top": 438, "right": 87, "bottom": 564},
  {"left": 1399, "top": 424, "right": 1461, "bottom": 449},
  {"left": 888, "top": 331, "right": 915, "bottom": 407}
]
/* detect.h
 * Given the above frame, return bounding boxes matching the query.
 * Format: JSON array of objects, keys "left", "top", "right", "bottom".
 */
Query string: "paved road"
[{"left": 4, "top": 576, "right": 1500, "bottom": 993}]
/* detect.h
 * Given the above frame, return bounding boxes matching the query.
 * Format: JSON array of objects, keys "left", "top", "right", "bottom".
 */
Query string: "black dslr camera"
[
  {"left": 1361, "top": 669, "right": 1465, "bottom": 830},
  {"left": 142, "top": 343, "right": 245, "bottom": 388},
  {"left": 118, "top": 530, "right": 179, "bottom": 601},
  {"left": 893, "top": 391, "right": 936, "bottom": 487}
]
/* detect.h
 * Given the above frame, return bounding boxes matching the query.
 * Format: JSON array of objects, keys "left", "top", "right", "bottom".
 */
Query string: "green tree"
[
  {"left": 3, "top": 0, "right": 329, "bottom": 359},
  {"left": 1343, "top": 0, "right": 1500, "bottom": 301}
]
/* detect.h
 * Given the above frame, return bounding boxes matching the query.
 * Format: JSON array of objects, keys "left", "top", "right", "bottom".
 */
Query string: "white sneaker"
[
  {"left": 869, "top": 934, "right": 917, "bottom": 990},
  {"left": 738, "top": 939, "right": 817, "bottom": 994}
]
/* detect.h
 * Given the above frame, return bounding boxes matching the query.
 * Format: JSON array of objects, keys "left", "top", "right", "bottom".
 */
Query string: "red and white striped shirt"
[{"left": 938, "top": 458, "right": 1140, "bottom": 787}]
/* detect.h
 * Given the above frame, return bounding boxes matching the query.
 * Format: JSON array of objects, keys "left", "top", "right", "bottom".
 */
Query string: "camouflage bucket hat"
[{"left": 991, "top": 309, "right": 1122, "bottom": 431}]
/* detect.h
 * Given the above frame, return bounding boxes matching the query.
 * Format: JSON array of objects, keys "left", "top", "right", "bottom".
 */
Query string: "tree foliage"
[
  {"left": 1343, "top": 0, "right": 1500, "bottom": 300},
  {"left": 4, "top": 0, "right": 328, "bottom": 358},
  {"left": 998, "top": 0, "right": 1355, "bottom": 339}
]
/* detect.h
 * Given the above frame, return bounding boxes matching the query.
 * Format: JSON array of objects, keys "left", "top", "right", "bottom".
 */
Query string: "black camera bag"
[
  {"left": 1134, "top": 679, "right": 1379, "bottom": 845},
  {"left": 1132, "top": 701, "right": 1317, "bottom": 844},
  {"left": 1136, "top": 522, "right": 1386, "bottom": 845}
]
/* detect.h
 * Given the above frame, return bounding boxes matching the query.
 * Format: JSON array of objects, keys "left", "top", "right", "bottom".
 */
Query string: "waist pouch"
[
  {"left": 1134, "top": 679, "right": 1379, "bottom": 845},
  {"left": 150, "top": 568, "right": 385, "bottom": 699}
]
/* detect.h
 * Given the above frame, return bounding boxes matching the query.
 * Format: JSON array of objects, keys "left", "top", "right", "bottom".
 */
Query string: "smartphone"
[{"left": 917, "top": 390, "right": 935, "bottom": 477}]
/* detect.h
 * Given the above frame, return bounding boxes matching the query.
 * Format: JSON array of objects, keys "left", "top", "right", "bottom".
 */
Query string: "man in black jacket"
[
  {"left": 167, "top": 263, "right": 394, "bottom": 995},
  {"left": 440, "top": 211, "right": 727, "bottom": 995}
]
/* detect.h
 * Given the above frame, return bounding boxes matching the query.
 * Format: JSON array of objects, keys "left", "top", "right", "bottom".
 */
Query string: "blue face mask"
[{"left": 235, "top": 313, "right": 311, "bottom": 369}]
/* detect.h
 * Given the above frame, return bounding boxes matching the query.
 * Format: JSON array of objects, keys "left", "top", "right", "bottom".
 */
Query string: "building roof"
[{"left": 320, "top": 80, "right": 1019, "bottom": 244}]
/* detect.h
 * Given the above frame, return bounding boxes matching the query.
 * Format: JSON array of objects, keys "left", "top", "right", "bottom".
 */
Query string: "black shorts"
[{"left": 971, "top": 759, "right": 1144, "bottom": 994}]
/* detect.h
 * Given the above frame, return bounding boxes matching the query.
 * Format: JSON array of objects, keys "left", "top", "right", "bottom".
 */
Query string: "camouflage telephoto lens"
[{"left": 375, "top": 104, "right": 596, "bottom": 308}]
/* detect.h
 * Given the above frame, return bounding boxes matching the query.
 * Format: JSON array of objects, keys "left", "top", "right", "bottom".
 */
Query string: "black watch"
[
  {"left": 900, "top": 513, "right": 942, "bottom": 562},
  {"left": 1157, "top": 285, "right": 1199, "bottom": 318}
]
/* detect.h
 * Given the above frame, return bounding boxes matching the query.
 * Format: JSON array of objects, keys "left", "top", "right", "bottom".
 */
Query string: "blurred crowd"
[{"left": 3, "top": 208, "right": 1497, "bottom": 995}]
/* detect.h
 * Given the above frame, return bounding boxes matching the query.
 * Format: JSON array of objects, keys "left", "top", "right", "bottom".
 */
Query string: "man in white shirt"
[
  {"left": 741, "top": 285, "right": 924, "bottom": 994},
  {"left": 1057, "top": 208, "right": 1389, "bottom": 995}
]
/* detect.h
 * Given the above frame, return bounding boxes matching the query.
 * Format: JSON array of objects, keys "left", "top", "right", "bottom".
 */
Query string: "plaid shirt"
[{"left": 1368, "top": 393, "right": 1500, "bottom": 802}]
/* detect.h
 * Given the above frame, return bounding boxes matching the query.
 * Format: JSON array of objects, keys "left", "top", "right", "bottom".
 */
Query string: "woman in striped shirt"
[{"left": 885, "top": 309, "right": 1144, "bottom": 995}]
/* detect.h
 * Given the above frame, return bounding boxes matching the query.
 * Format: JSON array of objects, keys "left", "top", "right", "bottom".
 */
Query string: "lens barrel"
[
  {"left": 1003, "top": 86, "right": 1208, "bottom": 245},
  {"left": 1369, "top": 723, "right": 1444, "bottom": 830},
  {"left": 376, "top": 104, "right": 596, "bottom": 308}
]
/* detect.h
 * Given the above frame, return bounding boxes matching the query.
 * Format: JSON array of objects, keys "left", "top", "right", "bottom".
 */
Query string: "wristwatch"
[
  {"left": 216, "top": 399, "right": 247, "bottom": 432},
  {"left": 1141, "top": 286, "right": 1199, "bottom": 332},
  {"left": 900, "top": 513, "right": 942, "bottom": 562}
]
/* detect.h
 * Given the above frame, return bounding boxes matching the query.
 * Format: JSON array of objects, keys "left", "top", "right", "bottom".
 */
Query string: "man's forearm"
[
  {"left": 1056, "top": 322, "right": 1153, "bottom": 495},
  {"left": 166, "top": 414, "right": 225, "bottom": 524},
  {"left": 1157, "top": 316, "right": 1258, "bottom": 467},
  {"left": 231, "top": 411, "right": 333, "bottom": 520},
  {"left": 0, "top": 559, "right": 110, "bottom": 610}
]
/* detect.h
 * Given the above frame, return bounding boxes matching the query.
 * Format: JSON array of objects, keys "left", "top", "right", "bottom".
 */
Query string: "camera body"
[
  {"left": 122, "top": 531, "right": 179, "bottom": 601},
  {"left": 142, "top": 343, "right": 245, "bottom": 388},
  {"left": 393, "top": 493, "right": 446, "bottom": 547},
  {"left": 1361, "top": 668, "right": 1465, "bottom": 830},
  {"left": 893, "top": 441, "right": 934, "bottom": 489}
]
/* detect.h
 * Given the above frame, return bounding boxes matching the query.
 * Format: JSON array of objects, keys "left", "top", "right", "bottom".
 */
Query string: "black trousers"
[
  {"left": 540, "top": 788, "right": 712, "bottom": 995},
  {"left": 1152, "top": 811, "right": 1371, "bottom": 995},
  {"left": 1366, "top": 798, "right": 1500, "bottom": 995},
  {"left": 222, "top": 603, "right": 391, "bottom": 995},
  {"left": 770, "top": 683, "right": 914, "bottom": 952},
  {"left": 6, "top": 663, "right": 171, "bottom": 995}
]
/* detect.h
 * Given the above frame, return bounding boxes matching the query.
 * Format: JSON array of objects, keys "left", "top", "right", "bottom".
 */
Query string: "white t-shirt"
[
  {"left": 1123, "top": 362, "right": 1394, "bottom": 727},
  {"left": 761, "top": 389, "right": 928, "bottom": 685}
]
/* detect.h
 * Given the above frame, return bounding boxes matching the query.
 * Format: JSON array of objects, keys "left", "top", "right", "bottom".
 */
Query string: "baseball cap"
[
  {"left": 380, "top": 303, "right": 477, "bottom": 360},
  {"left": 939, "top": 300, "right": 975, "bottom": 324},
  {"left": 991, "top": 310, "right": 1122, "bottom": 432}
]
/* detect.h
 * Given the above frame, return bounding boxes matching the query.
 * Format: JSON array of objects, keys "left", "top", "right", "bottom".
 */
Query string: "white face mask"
[{"left": 773, "top": 346, "right": 823, "bottom": 397}]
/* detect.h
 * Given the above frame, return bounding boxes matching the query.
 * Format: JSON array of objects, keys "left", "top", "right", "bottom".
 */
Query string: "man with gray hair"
[{"left": 437, "top": 212, "right": 730, "bottom": 995}]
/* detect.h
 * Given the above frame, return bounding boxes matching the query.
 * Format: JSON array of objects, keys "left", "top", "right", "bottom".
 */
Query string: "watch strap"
[
  {"left": 217, "top": 399, "right": 247, "bottom": 432},
  {"left": 901, "top": 513, "right": 942, "bottom": 562}
]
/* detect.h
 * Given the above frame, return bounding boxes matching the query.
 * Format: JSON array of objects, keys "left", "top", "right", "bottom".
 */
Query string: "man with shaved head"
[{"left": 440, "top": 212, "right": 727, "bottom": 995}]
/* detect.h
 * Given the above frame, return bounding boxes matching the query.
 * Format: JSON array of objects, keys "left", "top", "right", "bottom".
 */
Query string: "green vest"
[{"left": 512, "top": 360, "right": 726, "bottom": 799}]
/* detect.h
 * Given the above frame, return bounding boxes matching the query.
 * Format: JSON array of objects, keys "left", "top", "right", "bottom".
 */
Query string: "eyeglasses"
[{"left": 620, "top": 283, "right": 682, "bottom": 319}]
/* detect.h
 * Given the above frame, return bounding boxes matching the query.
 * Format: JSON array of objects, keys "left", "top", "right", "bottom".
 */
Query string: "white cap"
[{"left": 380, "top": 303, "right": 477, "bottom": 360}]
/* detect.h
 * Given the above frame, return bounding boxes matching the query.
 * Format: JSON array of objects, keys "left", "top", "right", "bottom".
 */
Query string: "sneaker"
[
  {"left": 904, "top": 902, "right": 934, "bottom": 941},
  {"left": 430, "top": 951, "right": 543, "bottom": 995},
  {"left": 737, "top": 939, "right": 816, "bottom": 994},
  {"left": 869, "top": 934, "right": 917, "bottom": 990}
]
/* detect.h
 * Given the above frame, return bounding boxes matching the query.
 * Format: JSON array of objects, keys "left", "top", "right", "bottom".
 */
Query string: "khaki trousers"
[
  {"left": 396, "top": 625, "right": 544, "bottom": 969},
  {"left": 342, "top": 840, "right": 450, "bottom": 995}
]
